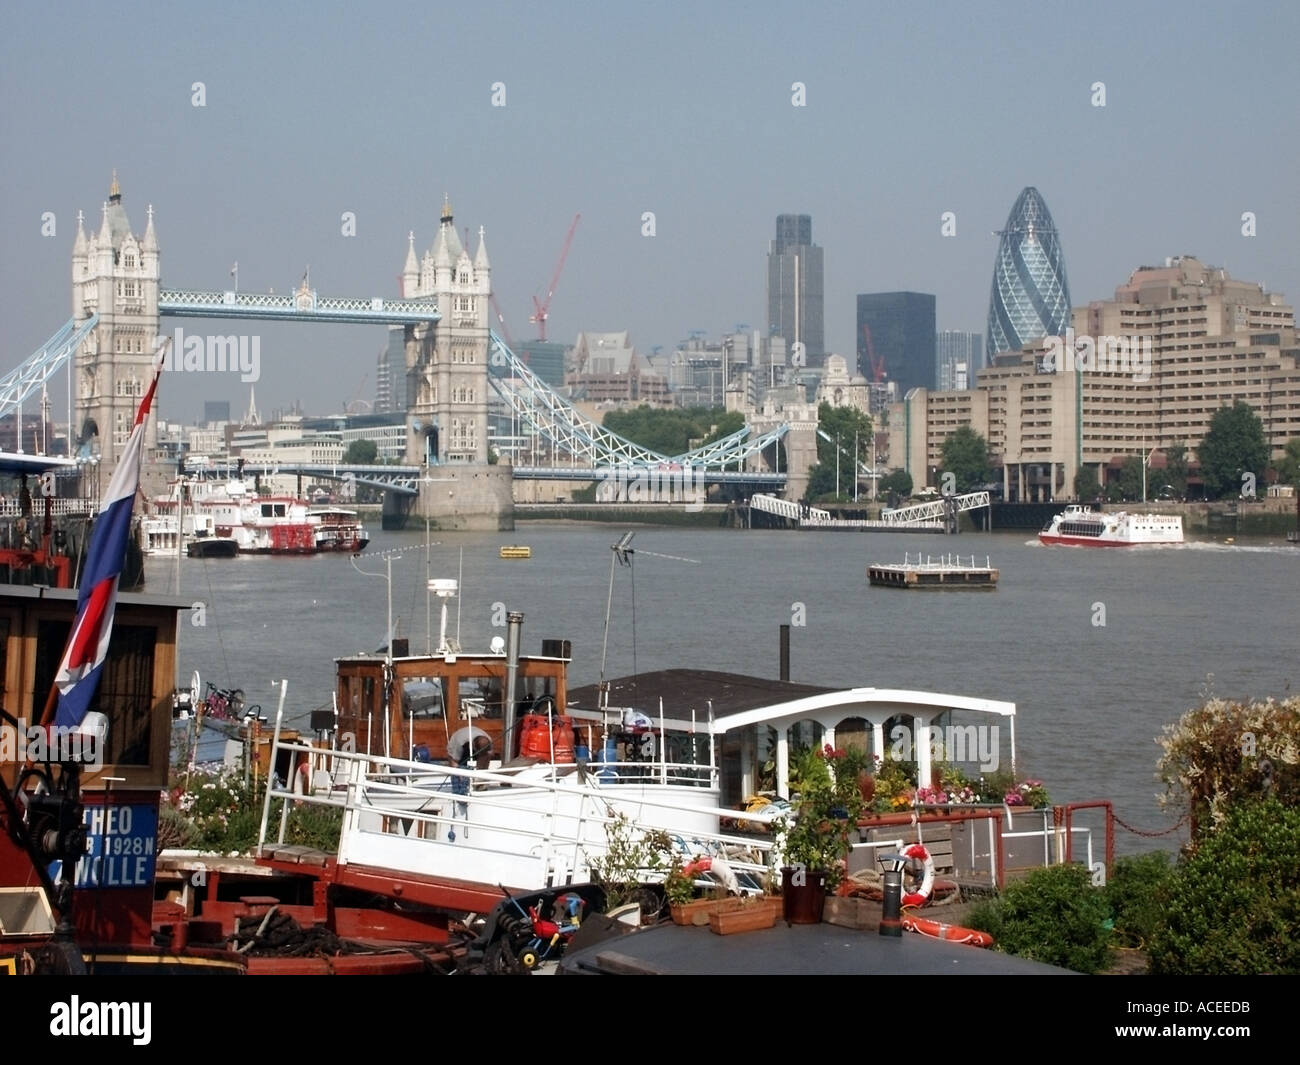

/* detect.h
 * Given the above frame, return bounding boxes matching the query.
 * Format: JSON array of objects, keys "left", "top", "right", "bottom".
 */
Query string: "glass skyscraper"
[
  {"left": 986, "top": 187, "right": 1071, "bottom": 362},
  {"left": 767, "top": 214, "right": 824, "bottom": 366},
  {"left": 856, "top": 292, "right": 936, "bottom": 395}
]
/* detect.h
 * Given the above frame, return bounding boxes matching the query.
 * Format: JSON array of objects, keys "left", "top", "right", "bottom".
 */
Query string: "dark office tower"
[
  {"left": 856, "top": 292, "right": 937, "bottom": 394},
  {"left": 986, "top": 187, "right": 1072, "bottom": 362},
  {"left": 767, "top": 214, "right": 824, "bottom": 366},
  {"left": 203, "top": 400, "right": 231, "bottom": 425}
]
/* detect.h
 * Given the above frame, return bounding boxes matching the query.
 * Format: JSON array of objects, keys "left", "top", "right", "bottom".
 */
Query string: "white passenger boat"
[{"left": 1039, "top": 504, "right": 1183, "bottom": 546}]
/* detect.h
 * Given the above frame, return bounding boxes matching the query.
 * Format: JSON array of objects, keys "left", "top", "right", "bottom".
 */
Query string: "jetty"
[{"left": 868, "top": 553, "right": 999, "bottom": 590}]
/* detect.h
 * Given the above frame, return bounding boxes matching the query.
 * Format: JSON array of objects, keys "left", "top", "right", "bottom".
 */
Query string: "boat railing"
[
  {"left": 259, "top": 733, "right": 778, "bottom": 890},
  {"left": 900, "top": 552, "right": 994, "bottom": 571}
]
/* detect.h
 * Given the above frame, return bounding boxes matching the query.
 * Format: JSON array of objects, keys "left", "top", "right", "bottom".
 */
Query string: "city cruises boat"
[{"left": 1039, "top": 504, "right": 1183, "bottom": 546}]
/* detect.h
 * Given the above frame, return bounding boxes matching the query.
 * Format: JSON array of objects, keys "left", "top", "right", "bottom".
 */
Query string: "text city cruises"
[{"left": 1039, "top": 505, "right": 1184, "bottom": 547}]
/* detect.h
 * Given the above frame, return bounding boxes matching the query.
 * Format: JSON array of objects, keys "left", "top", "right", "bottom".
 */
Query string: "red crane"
[
  {"left": 529, "top": 213, "right": 580, "bottom": 342},
  {"left": 860, "top": 323, "right": 886, "bottom": 383}
]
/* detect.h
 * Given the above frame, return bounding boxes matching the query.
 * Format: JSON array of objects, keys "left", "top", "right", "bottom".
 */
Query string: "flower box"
[
  {"left": 708, "top": 898, "right": 780, "bottom": 936},
  {"left": 670, "top": 898, "right": 730, "bottom": 926}
]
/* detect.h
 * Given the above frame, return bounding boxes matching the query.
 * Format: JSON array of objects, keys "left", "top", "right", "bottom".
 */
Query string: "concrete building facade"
[{"left": 889, "top": 257, "right": 1298, "bottom": 500}]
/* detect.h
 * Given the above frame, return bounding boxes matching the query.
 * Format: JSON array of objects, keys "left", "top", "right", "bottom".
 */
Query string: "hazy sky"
[{"left": 4, "top": 0, "right": 1297, "bottom": 423}]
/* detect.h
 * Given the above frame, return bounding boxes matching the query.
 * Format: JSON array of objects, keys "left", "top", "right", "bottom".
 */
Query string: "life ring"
[
  {"left": 902, "top": 914, "right": 994, "bottom": 948},
  {"left": 292, "top": 761, "right": 311, "bottom": 797},
  {"left": 900, "top": 843, "right": 934, "bottom": 907}
]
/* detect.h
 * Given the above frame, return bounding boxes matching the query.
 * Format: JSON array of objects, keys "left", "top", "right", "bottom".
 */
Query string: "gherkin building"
[{"left": 986, "top": 187, "right": 1071, "bottom": 362}]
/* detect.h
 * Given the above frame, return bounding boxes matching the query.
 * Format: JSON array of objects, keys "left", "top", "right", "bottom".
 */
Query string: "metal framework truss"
[
  {"left": 1, "top": 315, "right": 99, "bottom": 420},
  {"left": 158, "top": 289, "right": 442, "bottom": 325},
  {"left": 488, "top": 330, "right": 788, "bottom": 473},
  {"left": 880, "top": 491, "right": 991, "bottom": 524},
  {"left": 200, "top": 462, "right": 423, "bottom": 496}
]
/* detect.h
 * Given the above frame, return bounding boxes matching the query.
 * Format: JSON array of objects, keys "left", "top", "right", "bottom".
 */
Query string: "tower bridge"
[{"left": 4, "top": 178, "right": 809, "bottom": 527}]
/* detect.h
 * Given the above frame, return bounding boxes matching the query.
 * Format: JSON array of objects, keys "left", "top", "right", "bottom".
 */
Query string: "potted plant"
[
  {"left": 778, "top": 745, "right": 864, "bottom": 923},
  {"left": 837, "top": 743, "right": 875, "bottom": 804}
]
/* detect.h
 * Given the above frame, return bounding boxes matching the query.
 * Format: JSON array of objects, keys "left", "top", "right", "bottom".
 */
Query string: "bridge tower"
[
  {"left": 397, "top": 197, "right": 511, "bottom": 529},
  {"left": 71, "top": 174, "right": 161, "bottom": 497}
]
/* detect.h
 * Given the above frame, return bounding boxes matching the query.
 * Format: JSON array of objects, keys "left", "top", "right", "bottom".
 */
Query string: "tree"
[
  {"left": 343, "top": 438, "right": 378, "bottom": 465},
  {"left": 1197, "top": 401, "right": 1268, "bottom": 499},
  {"left": 1273, "top": 437, "right": 1300, "bottom": 488},
  {"left": 939, "top": 426, "right": 990, "bottom": 493},
  {"left": 1164, "top": 443, "right": 1189, "bottom": 498},
  {"left": 1073, "top": 467, "right": 1100, "bottom": 501},
  {"left": 879, "top": 470, "right": 912, "bottom": 506},
  {"left": 1117, "top": 456, "right": 1144, "bottom": 501},
  {"left": 803, "top": 403, "right": 873, "bottom": 502}
]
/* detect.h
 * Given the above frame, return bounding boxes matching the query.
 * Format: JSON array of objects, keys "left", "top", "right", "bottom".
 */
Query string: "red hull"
[{"left": 1038, "top": 533, "right": 1178, "bottom": 547}]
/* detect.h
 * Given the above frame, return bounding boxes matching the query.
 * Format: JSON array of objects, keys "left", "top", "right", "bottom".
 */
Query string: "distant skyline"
[{"left": 3, "top": 1, "right": 1297, "bottom": 421}]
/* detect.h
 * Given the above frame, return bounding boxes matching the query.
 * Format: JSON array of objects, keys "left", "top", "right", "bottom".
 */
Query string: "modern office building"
[
  {"left": 986, "top": 187, "right": 1071, "bottom": 364},
  {"left": 890, "top": 257, "right": 1298, "bottom": 500},
  {"left": 767, "top": 214, "right": 824, "bottom": 367},
  {"left": 203, "top": 400, "right": 231, "bottom": 426},
  {"left": 937, "top": 331, "right": 983, "bottom": 391},
  {"left": 857, "top": 292, "right": 937, "bottom": 394}
]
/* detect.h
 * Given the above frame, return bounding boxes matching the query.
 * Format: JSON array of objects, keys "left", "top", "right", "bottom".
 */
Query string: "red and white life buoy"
[
  {"left": 292, "top": 761, "right": 311, "bottom": 797},
  {"left": 902, "top": 914, "right": 993, "bottom": 948},
  {"left": 900, "top": 843, "right": 935, "bottom": 907}
]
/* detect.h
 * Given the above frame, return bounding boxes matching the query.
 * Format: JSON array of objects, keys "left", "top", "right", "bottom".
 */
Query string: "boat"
[
  {"left": 186, "top": 536, "right": 239, "bottom": 558},
  {"left": 0, "top": 582, "right": 246, "bottom": 975},
  {"left": 1038, "top": 504, "right": 1183, "bottom": 546},
  {"left": 500, "top": 545, "right": 532, "bottom": 559},
  {"left": 153, "top": 478, "right": 369, "bottom": 555},
  {"left": 232, "top": 604, "right": 1110, "bottom": 947}
]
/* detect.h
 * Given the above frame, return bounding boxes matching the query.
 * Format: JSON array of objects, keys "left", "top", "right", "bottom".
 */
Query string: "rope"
[{"left": 201, "top": 552, "right": 233, "bottom": 684}]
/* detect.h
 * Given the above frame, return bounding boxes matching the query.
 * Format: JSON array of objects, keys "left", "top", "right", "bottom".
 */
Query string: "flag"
[{"left": 52, "top": 340, "right": 168, "bottom": 729}]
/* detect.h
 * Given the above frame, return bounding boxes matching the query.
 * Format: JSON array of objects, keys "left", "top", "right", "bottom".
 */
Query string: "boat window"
[
  {"left": 457, "top": 676, "right": 502, "bottom": 720},
  {"left": 787, "top": 719, "right": 824, "bottom": 760},
  {"left": 400, "top": 676, "right": 445, "bottom": 719}
]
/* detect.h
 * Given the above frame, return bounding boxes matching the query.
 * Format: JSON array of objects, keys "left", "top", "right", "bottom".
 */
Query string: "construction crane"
[
  {"left": 529, "top": 213, "right": 580, "bottom": 342},
  {"left": 860, "top": 323, "right": 886, "bottom": 383},
  {"left": 489, "top": 292, "right": 518, "bottom": 351}
]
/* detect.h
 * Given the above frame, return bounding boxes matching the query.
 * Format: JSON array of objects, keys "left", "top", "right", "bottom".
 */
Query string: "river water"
[{"left": 160, "top": 523, "right": 1298, "bottom": 855}]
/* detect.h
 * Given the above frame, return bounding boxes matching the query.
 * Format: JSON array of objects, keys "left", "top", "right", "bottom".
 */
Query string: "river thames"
[{"left": 161, "top": 522, "right": 1297, "bottom": 855}]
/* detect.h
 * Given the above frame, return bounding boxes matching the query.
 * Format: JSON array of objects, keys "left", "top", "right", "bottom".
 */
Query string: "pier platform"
[{"left": 868, "top": 553, "right": 998, "bottom": 590}]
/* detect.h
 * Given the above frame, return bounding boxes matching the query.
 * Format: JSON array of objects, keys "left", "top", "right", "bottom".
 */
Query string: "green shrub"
[
  {"left": 966, "top": 863, "right": 1114, "bottom": 973},
  {"left": 1147, "top": 798, "right": 1300, "bottom": 974},
  {"left": 1104, "top": 851, "right": 1174, "bottom": 947}
]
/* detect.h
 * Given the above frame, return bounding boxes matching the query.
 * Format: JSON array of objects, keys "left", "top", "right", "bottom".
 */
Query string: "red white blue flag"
[{"left": 53, "top": 342, "right": 167, "bottom": 729}]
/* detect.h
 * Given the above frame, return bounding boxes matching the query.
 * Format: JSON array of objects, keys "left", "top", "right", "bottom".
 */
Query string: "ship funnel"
[{"left": 503, "top": 611, "right": 524, "bottom": 758}]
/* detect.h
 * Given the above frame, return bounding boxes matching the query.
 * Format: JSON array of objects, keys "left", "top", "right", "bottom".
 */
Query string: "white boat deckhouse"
[{"left": 564, "top": 670, "right": 1017, "bottom": 805}]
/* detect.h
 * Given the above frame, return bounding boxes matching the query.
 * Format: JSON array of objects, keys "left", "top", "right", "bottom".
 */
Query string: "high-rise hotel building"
[{"left": 890, "top": 256, "right": 1298, "bottom": 500}]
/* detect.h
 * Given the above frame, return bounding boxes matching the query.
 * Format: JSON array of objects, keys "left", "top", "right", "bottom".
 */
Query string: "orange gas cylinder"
[{"left": 517, "top": 713, "right": 577, "bottom": 763}]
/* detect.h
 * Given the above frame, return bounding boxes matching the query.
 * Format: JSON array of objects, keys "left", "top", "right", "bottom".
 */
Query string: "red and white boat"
[
  {"left": 155, "top": 479, "right": 369, "bottom": 555},
  {"left": 1039, "top": 504, "right": 1183, "bottom": 547}
]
